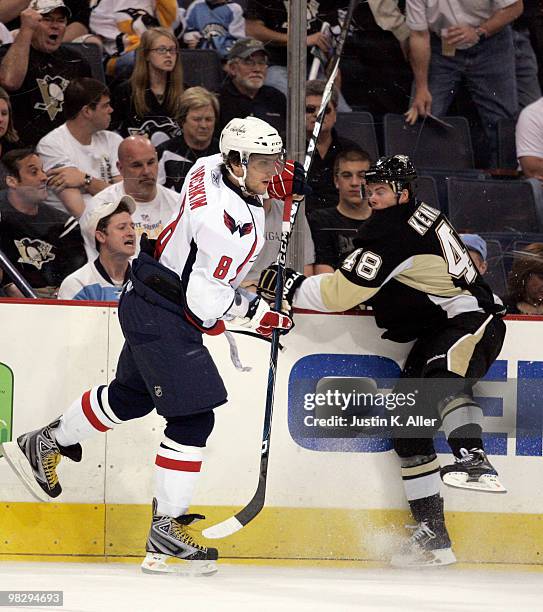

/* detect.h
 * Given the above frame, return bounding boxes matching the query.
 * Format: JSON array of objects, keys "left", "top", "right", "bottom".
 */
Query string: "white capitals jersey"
[{"left": 156, "top": 154, "right": 266, "bottom": 325}]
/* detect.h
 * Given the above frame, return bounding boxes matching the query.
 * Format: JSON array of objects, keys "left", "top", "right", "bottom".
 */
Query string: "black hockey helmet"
[{"left": 365, "top": 155, "right": 417, "bottom": 197}]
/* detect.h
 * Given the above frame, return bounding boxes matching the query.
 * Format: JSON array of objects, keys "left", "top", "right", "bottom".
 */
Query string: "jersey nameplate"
[
  {"left": 188, "top": 165, "right": 207, "bottom": 210},
  {"left": 408, "top": 203, "right": 440, "bottom": 236}
]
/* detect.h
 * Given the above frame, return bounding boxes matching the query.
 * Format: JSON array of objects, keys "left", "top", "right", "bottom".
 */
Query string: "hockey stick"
[{"left": 202, "top": 0, "right": 358, "bottom": 540}]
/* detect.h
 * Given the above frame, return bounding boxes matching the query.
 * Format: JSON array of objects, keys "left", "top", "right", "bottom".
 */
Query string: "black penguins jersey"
[{"left": 293, "top": 200, "right": 505, "bottom": 342}]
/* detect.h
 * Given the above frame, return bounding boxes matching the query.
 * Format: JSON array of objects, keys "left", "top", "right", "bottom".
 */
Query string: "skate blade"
[
  {"left": 391, "top": 548, "right": 457, "bottom": 568},
  {"left": 141, "top": 553, "right": 218, "bottom": 577},
  {"left": 0, "top": 442, "right": 52, "bottom": 502},
  {"left": 442, "top": 471, "right": 507, "bottom": 493}
]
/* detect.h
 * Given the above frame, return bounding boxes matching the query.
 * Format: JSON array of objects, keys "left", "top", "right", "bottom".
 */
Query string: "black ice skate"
[
  {"left": 1, "top": 419, "right": 82, "bottom": 502},
  {"left": 441, "top": 448, "right": 506, "bottom": 493},
  {"left": 391, "top": 521, "right": 456, "bottom": 568},
  {"left": 141, "top": 498, "right": 218, "bottom": 576}
]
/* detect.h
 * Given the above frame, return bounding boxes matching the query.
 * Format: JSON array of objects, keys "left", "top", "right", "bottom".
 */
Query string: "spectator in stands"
[
  {"left": 516, "top": 95, "right": 543, "bottom": 180},
  {"left": 241, "top": 198, "right": 315, "bottom": 293},
  {"left": 505, "top": 242, "right": 543, "bottom": 314},
  {"left": 245, "top": 0, "right": 350, "bottom": 112},
  {"left": 308, "top": 148, "right": 372, "bottom": 274},
  {"left": 0, "top": 87, "right": 21, "bottom": 187},
  {"left": 341, "top": 0, "right": 413, "bottom": 118},
  {"left": 513, "top": 0, "right": 542, "bottom": 108},
  {"left": 58, "top": 196, "right": 136, "bottom": 301},
  {"left": 304, "top": 79, "right": 360, "bottom": 213},
  {"left": 219, "top": 37, "right": 286, "bottom": 136},
  {"left": 89, "top": 0, "right": 184, "bottom": 80},
  {"left": 0, "top": 1, "right": 95, "bottom": 44},
  {"left": 183, "top": 0, "right": 245, "bottom": 58},
  {"left": 157, "top": 86, "right": 219, "bottom": 193},
  {"left": 36, "top": 77, "right": 122, "bottom": 218},
  {"left": 0, "top": 148, "right": 86, "bottom": 297},
  {"left": 460, "top": 233, "right": 488, "bottom": 276},
  {"left": 111, "top": 27, "right": 184, "bottom": 147},
  {"left": 405, "top": 0, "right": 523, "bottom": 166},
  {"left": 80, "top": 136, "right": 178, "bottom": 258},
  {"left": 0, "top": 0, "right": 92, "bottom": 146}
]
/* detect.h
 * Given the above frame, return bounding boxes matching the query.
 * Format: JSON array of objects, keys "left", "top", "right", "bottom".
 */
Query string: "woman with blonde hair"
[
  {"left": 505, "top": 242, "right": 543, "bottom": 314},
  {"left": 0, "top": 86, "right": 21, "bottom": 187},
  {"left": 111, "top": 27, "right": 184, "bottom": 146},
  {"left": 156, "top": 86, "right": 220, "bottom": 192}
]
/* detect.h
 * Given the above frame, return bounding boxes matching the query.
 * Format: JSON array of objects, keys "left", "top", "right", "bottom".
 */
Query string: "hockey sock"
[
  {"left": 54, "top": 386, "right": 122, "bottom": 447},
  {"left": 400, "top": 453, "right": 441, "bottom": 503},
  {"left": 154, "top": 437, "right": 204, "bottom": 518}
]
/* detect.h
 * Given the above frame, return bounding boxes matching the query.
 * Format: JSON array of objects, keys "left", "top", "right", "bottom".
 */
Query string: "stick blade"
[{"left": 202, "top": 516, "right": 244, "bottom": 539}]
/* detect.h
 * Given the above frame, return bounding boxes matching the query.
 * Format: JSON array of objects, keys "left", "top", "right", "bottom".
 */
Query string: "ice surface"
[{"left": 1, "top": 561, "right": 542, "bottom": 612}]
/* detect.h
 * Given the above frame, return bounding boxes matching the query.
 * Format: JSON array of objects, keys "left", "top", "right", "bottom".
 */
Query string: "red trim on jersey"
[
  {"left": 184, "top": 311, "right": 225, "bottom": 335},
  {"left": 81, "top": 390, "right": 110, "bottom": 432},
  {"left": 231, "top": 207, "right": 258, "bottom": 284},
  {"left": 154, "top": 195, "right": 186, "bottom": 259},
  {"left": 155, "top": 455, "right": 202, "bottom": 472}
]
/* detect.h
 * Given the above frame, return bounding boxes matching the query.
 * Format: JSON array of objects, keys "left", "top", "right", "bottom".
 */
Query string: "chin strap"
[
  {"left": 226, "top": 164, "right": 247, "bottom": 192},
  {"left": 226, "top": 162, "right": 263, "bottom": 199}
]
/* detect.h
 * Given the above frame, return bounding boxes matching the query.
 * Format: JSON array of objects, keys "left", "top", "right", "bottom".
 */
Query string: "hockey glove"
[
  {"left": 267, "top": 160, "right": 310, "bottom": 201},
  {"left": 233, "top": 296, "right": 293, "bottom": 338},
  {"left": 258, "top": 264, "right": 306, "bottom": 310}
]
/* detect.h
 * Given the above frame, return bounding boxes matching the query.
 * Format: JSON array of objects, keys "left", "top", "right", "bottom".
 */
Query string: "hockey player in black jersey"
[{"left": 259, "top": 155, "right": 507, "bottom": 568}]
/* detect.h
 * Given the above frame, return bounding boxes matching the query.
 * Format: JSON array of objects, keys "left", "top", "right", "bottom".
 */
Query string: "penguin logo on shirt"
[
  {"left": 14, "top": 238, "right": 55, "bottom": 270},
  {"left": 35, "top": 75, "right": 70, "bottom": 121}
]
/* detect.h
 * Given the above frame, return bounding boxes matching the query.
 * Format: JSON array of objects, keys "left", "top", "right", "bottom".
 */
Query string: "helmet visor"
[{"left": 248, "top": 151, "right": 286, "bottom": 175}]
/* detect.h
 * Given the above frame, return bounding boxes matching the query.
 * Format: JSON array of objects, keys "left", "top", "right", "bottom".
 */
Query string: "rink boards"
[{"left": 1, "top": 300, "right": 542, "bottom": 563}]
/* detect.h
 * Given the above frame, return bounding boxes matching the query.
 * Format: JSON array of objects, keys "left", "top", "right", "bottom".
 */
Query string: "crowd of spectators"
[{"left": 0, "top": 0, "right": 542, "bottom": 315}]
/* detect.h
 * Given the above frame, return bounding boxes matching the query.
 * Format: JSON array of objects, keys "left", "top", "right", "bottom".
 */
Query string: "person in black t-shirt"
[
  {"left": 304, "top": 79, "right": 360, "bottom": 213},
  {"left": 0, "top": 1, "right": 92, "bottom": 146},
  {"left": 341, "top": 1, "right": 412, "bottom": 117},
  {"left": 110, "top": 27, "right": 185, "bottom": 147},
  {"left": 245, "top": 0, "right": 350, "bottom": 111},
  {"left": 0, "top": 148, "right": 86, "bottom": 297},
  {"left": 1, "top": 1, "right": 92, "bottom": 40},
  {"left": 219, "top": 38, "right": 286, "bottom": 136},
  {"left": 156, "top": 87, "right": 220, "bottom": 193},
  {"left": 308, "top": 148, "right": 372, "bottom": 273}
]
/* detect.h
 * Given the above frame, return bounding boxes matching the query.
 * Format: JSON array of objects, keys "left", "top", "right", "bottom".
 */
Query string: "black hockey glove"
[{"left": 258, "top": 264, "right": 306, "bottom": 311}]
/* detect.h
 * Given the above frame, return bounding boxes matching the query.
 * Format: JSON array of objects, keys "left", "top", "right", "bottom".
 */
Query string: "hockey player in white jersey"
[{"left": 1, "top": 117, "right": 306, "bottom": 576}]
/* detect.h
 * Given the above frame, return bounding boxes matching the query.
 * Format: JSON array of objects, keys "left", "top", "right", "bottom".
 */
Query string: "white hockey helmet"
[{"left": 220, "top": 117, "right": 284, "bottom": 192}]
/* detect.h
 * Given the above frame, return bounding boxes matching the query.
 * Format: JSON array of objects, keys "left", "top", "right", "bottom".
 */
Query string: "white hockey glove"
[{"left": 231, "top": 295, "right": 293, "bottom": 338}]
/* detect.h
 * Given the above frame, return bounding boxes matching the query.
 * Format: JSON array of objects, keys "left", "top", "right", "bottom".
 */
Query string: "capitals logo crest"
[{"left": 223, "top": 211, "right": 253, "bottom": 237}]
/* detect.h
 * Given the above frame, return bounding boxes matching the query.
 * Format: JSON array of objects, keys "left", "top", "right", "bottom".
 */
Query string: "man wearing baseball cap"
[
  {"left": 218, "top": 37, "right": 286, "bottom": 135},
  {"left": 30, "top": 0, "right": 71, "bottom": 18},
  {"left": 0, "top": 0, "right": 91, "bottom": 145},
  {"left": 58, "top": 196, "right": 136, "bottom": 301},
  {"left": 460, "top": 233, "right": 488, "bottom": 276}
]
